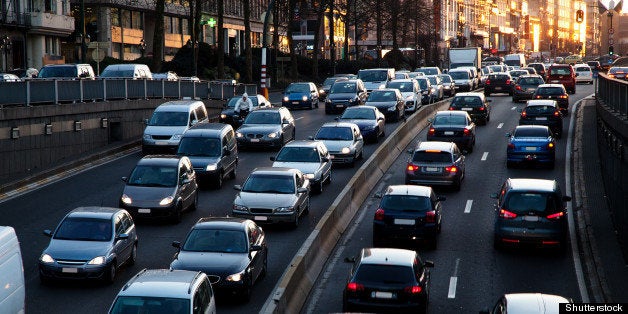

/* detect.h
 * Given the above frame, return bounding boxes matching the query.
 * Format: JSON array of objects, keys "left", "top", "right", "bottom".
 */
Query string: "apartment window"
[
  {"left": 131, "top": 11, "right": 142, "bottom": 29},
  {"left": 172, "top": 17, "right": 180, "bottom": 34},
  {"left": 45, "top": 36, "right": 57, "bottom": 55},
  {"left": 122, "top": 10, "right": 131, "bottom": 28},
  {"left": 165, "top": 17, "right": 172, "bottom": 34},
  {"left": 111, "top": 8, "right": 120, "bottom": 26},
  {"left": 182, "top": 19, "right": 189, "bottom": 35}
]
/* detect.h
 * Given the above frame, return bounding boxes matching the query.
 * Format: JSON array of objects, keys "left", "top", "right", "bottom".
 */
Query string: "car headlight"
[
  {"left": 206, "top": 164, "right": 217, "bottom": 171},
  {"left": 378, "top": 84, "right": 386, "bottom": 89},
  {"left": 226, "top": 270, "right": 245, "bottom": 282},
  {"left": 236, "top": 132, "right": 243, "bottom": 138},
  {"left": 40, "top": 253, "right": 55, "bottom": 264},
  {"left": 305, "top": 173, "right": 315, "bottom": 179},
  {"left": 121, "top": 194, "right": 132, "bottom": 205},
  {"left": 143, "top": 134, "right": 151, "bottom": 140},
  {"left": 159, "top": 196, "right": 174, "bottom": 206},
  {"left": 302, "top": 95, "right": 308, "bottom": 101},
  {"left": 325, "top": 98, "right": 332, "bottom": 104},
  {"left": 267, "top": 132, "right": 278, "bottom": 138},
  {"left": 341, "top": 147, "right": 351, "bottom": 154},
  {"left": 283, "top": 96, "right": 289, "bottom": 102},
  {"left": 276, "top": 206, "right": 295, "bottom": 212},
  {"left": 233, "top": 204, "right": 248, "bottom": 211},
  {"left": 319, "top": 89, "right": 325, "bottom": 94},
  {"left": 220, "top": 114, "right": 227, "bottom": 119},
  {"left": 172, "top": 134, "right": 183, "bottom": 141},
  {"left": 88, "top": 256, "right": 106, "bottom": 265}
]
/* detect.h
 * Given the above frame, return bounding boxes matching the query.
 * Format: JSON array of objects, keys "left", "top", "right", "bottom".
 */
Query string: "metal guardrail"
[
  {"left": 0, "top": 79, "right": 257, "bottom": 107},
  {"left": 597, "top": 73, "right": 628, "bottom": 118}
]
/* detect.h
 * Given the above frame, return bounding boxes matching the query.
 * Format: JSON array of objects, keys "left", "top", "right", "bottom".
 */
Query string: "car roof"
[
  {"left": 249, "top": 107, "right": 282, "bottom": 112},
  {"left": 67, "top": 207, "right": 121, "bottom": 219},
  {"left": 525, "top": 99, "right": 557, "bottom": 107},
  {"left": 183, "top": 123, "right": 231, "bottom": 137},
  {"left": 517, "top": 74, "right": 543, "bottom": 79},
  {"left": 360, "top": 248, "right": 416, "bottom": 266},
  {"left": 503, "top": 293, "right": 571, "bottom": 313},
  {"left": 434, "top": 110, "right": 470, "bottom": 117},
  {"left": 250, "top": 167, "right": 299, "bottom": 176},
  {"left": 389, "top": 78, "right": 414, "bottom": 83},
  {"left": 537, "top": 84, "right": 565, "bottom": 89},
  {"left": 192, "top": 217, "right": 250, "bottom": 230},
  {"left": 321, "top": 122, "right": 358, "bottom": 129},
  {"left": 137, "top": 155, "right": 183, "bottom": 167},
  {"left": 283, "top": 140, "right": 322, "bottom": 149},
  {"left": 507, "top": 178, "right": 557, "bottom": 192},
  {"left": 416, "top": 141, "right": 456, "bottom": 152},
  {"left": 454, "top": 92, "right": 485, "bottom": 100},
  {"left": 156, "top": 100, "right": 203, "bottom": 111},
  {"left": 384, "top": 185, "right": 432, "bottom": 198},
  {"left": 117, "top": 269, "right": 203, "bottom": 298}
]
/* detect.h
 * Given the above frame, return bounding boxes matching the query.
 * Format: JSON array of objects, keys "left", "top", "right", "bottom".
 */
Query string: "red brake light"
[
  {"left": 499, "top": 209, "right": 518, "bottom": 219},
  {"left": 407, "top": 164, "right": 419, "bottom": 171},
  {"left": 535, "top": 95, "right": 542, "bottom": 99},
  {"left": 521, "top": 111, "right": 527, "bottom": 118},
  {"left": 485, "top": 79, "right": 491, "bottom": 85},
  {"left": 445, "top": 166, "right": 458, "bottom": 173},
  {"left": 515, "top": 85, "right": 522, "bottom": 90},
  {"left": 505, "top": 79, "right": 512, "bottom": 85},
  {"left": 448, "top": 106, "right": 455, "bottom": 110},
  {"left": 425, "top": 210, "right": 436, "bottom": 223},
  {"left": 478, "top": 106, "right": 485, "bottom": 111},
  {"left": 554, "top": 110, "right": 560, "bottom": 117},
  {"left": 463, "top": 128, "right": 471, "bottom": 136},
  {"left": 375, "top": 208, "right": 385, "bottom": 221},
  {"left": 404, "top": 286, "right": 422, "bottom": 294},
  {"left": 347, "top": 282, "right": 364, "bottom": 292},
  {"left": 508, "top": 143, "right": 515, "bottom": 149},
  {"left": 546, "top": 212, "right": 565, "bottom": 219},
  {"left": 428, "top": 128, "right": 435, "bottom": 135}
]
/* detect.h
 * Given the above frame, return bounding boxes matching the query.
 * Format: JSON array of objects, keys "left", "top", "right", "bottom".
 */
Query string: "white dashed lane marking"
[
  {"left": 481, "top": 152, "right": 489, "bottom": 161},
  {"left": 448, "top": 258, "right": 461, "bottom": 299},
  {"left": 295, "top": 117, "right": 304, "bottom": 121},
  {"left": 511, "top": 106, "right": 517, "bottom": 110},
  {"left": 464, "top": 200, "right": 473, "bottom": 213},
  {"left": 497, "top": 123, "right": 504, "bottom": 129}
]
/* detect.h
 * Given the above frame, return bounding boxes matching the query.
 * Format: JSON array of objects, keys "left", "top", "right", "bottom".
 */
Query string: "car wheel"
[
  {"left": 259, "top": 254, "right": 268, "bottom": 279},
  {"left": 39, "top": 274, "right": 52, "bottom": 285},
  {"left": 104, "top": 262, "right": 117, "bottom": 284},
  {"left": 316, "top": 181, "right": 324, "bottom": 194},
  {"left": 303, "top": 198, "right": 310, "bottom": 215},
  {"left": 292, "top": 210, "right": 300, "bottom": 228},
  {"left": 241, "top": 276, "right": 253, "bottom": 302},
  {"left": 358, "top": 149, "right": 364, "bottom": 160},
  {"left": 128, "top": 243, "right": 137, "bottom": 266},
  {"left": 229, "top": 165, "right": 237, "bottom": 179},
  {"left": 189, "top": 192, "right": 198, "bottom": 211},
  {"left": 325, "top": 171, "right": 332, "bottom": 184},
  {"left": 493, "top": 236, "right": 503, "bottom": 250},
  {"left": 315, "top": 101, "right": 319, "bottom": 108},
  {"left": 419, "top": 295, "right": 429, "bottom": 314},
  {"left": 453, "top": 178, "right": 461, "bottom": 191},
  {"left": 214, "top": 171, "right": 223, "bottom": 189},
  {"left": 350, "top": 156, "right": 356, "bottom": 168},
  {"left": 172, "top": 204, "right": 182, "bottom": 224},
  {"left": 309, "top": 102, "right": 313, "bottom": 110}
]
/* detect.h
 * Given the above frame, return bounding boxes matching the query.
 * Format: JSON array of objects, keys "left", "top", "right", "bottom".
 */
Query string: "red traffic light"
[
  {"left": 491, "top": 48, "right": 498, "bottom": 54},
  {"left": 576, "top": 10, "right": 584, "bottom": 23}
]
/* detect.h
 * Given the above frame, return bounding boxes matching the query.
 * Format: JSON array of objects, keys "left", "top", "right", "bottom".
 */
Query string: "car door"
[
  {"left": 318, "top": 143, "right": 332, "bottom": 181},
  {"left": 112, "top": 214, "right": 130, "bottom": 266},
  {"left": 453, "top": 146, "right": 465, "bottom": 174},
  {"left": 281, "top": 109, "right": 295, "bottom": 138},
  {"left": 310, "top": 83, "right": 319, "bottom": 102},
  {"left": 178, "top": 161, "right": 193, "bottom": 207},
  {"left": 353, "top": 126, "right": 364, "bottom": 156},
  {"left": 247, "top": 223, "right": 263, "bottom": 281},
  {"left": 295, "top": 172, "right": 309, "bottom": 213},
  {"left": 223, "top": 130, "right": 237, "bottom": 175}
]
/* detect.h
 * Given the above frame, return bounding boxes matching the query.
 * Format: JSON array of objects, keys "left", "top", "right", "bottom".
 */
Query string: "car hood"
[
  {"left": 235, "top": 192, "right": 298, "bottom": 208},
  {"left": 318, "top": 140, "right": 354, "bottom": 152},
  {"left": 123, "top": 185, "right": 175, "bottom": 202},
  {"left": 237, "top": 124, "right": 282, "bottom": 134},
  {"left": 272, "top": 162, "right": 320, "bottom": 174},
  {"left": 365, "top": 101, "right": 397, "bottom": 110},
  {"left": 187, "top": 156, "right": 220, "bottom": 168},
  {"left": 45, "top": 239, "right": 111, "bottom": 260},
  {"left": 328, "top": 93, "right": 356, "bottom": 101},
  {"left": 171, "top": 251, "right": 248, "bottom": 275},
  {"left": 363, "top": 81, "right": 386, "bottom": 89},
  {"left": 401, "top": 92, "right": 417, "bottom": 99},
  {"left": 284, "top": 92, "right": 309, "bottom": 100},
  {"left": 144, "top": 125, "right": 188, "bottom": 136}
]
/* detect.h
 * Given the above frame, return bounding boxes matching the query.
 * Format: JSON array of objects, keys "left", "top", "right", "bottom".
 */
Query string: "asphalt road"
[
  {"left": 0, "top": 97, "right": 408, "bottom": 313},
  {"left": 302, "top": 85, "right": 595, "bottom": 313}
]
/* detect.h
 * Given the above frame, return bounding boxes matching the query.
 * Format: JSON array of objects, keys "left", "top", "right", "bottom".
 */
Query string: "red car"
[{"left": 546, "top": 64, "right": 576, "bottom": 94}]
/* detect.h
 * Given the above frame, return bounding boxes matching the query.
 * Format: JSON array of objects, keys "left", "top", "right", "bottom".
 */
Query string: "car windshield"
[
  {"left": 38, "top": 66, "right": 77, "bottom": 78},
  {"left": 517, "top": 77, "right": 544, "bottom": 85},
  {"left": 367, "top": 91, "right": 396, "bottom": 102},
  {"left": 226, "top": 96, "right": 259, "bottom": 109},
  {"left": 514, "top": 127, "right": 549, "bottom": 138},
  {"left": 148, "top": 111, "right": 188, "bottom": 126},
  {"left": 127, "top": 165, "right": 178, "bottom": 187},
  {"left": 575, "top": 67, "right": 590, "bottom": 72},
  {"left": 420, "top": 68, "right": 438, "bottom": 75},
  {"left": 182, "top": 228, "right": 248, "bottom": 253},
  {"left": 503, "top": 192, "right": 559, "bottom": 215},
  {"left": 244, "top": 111, "right": 280, "bottom": 124},
  {"left": 439, "top": 75, "right": 452, "bottom": 83},
  {"left": 525, "top": 105, "right": 556, "bottom": 115},
  {"left": 330, "top": 82, "right": 356, "bottom": 93},
  {"left": 416, "top": 79, "right": 428, "bottom": 89},
  {"left": 354, "top": 264, "right": 414, "bottom": 284},
  {"left": 549, "top": 67, "right": 571, "bottom": 75},
  {"left": 110, "top": 297, "right": 190, "bottom": 314},
  {"left": 381, "top": 195, "right": 431, "bottom": 212},
  {"left": 510, "top": 71, "right": 527, "bottom": 78},
  {"left": 413, "top": 151, "right": 453, "bottom": 163},
  {"left": 100, "top": 70, "right": 135, "bottom": 77},
  {"left": 275, "top": 147, "right": 320, "bottom": 162},
  {"left": 450, "top": 96, "right": 482, "bottom": 107},
  {"left": 324, "top": 77, "right": 341, "bottom": 85},
  {"left": 387, "top": 82, "right": 413, "bottom": 92},
  {"left": 315, "top": 127, "right": 353, "bottom": 140},
  {"left": 177, "top": 138, "right": 221, "bottom": 157},
  {"left": 489, "top": 66, "right": 504, "bottom": 72},
  {"left": 432, "top": 114, "right": 467, "bottom": 126},
  {"left": 448, "top": 71, "right": 469, "bottom": 79},
  {"left": 426, "top": 77, "right": 438, "bottom": 84},
  {"left": 341, "top": 108, "right": 376, "bottom": 120},
  {"left": 536, "top": 87, "right": 565, "bottom": 95},
  {"left": 242, "top": 174, "right": 295, "bottom": 193},
  {"left": 358, "top": 70, "right": 388, "bottom": 82},
  {"left": 54, "top": 217, "right": 112, "bottom": 241},
  {"left": 286, "top": 83, "right": 310, "bottom": 93}
]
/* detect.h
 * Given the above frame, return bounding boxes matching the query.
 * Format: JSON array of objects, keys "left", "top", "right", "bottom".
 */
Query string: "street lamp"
[
  {"left": 1, "top": 36, "right": 11, "bottom": 71},
  {"left": 138, "top": 39, "right": 146, "bottom": 58}
]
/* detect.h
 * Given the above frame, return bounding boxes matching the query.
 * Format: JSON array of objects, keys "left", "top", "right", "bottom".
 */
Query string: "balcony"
[{"left": 28, "top": 11, "right": 75, "bottom": 36}]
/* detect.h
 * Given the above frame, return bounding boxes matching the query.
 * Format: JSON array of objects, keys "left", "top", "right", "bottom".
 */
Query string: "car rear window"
[
  {"left": 368, "top": 91, "right": 397, "bottom": 101},
  {"left": 413, "top": 151, "right": 452, "bottom": 163},
  {"left": 536, "top": 87, "right": 565, "bottom": 95},
  {"left": 433, "top": 114, "right": 467, "bottom": 126},
  {"left": 450, "top": 96, "right": 483, "bottom": 108},
  {"left": 489, "top": 74, "right": 510, "bottom": 80},
  {"left": 514, "top": 127, "right": 550, "bottom": 138},
  {"left": 575, "top": 67, "right": 590, "bottom": 72},
  {"left": 354, "top": 264, "right": 414, "bottom": 283},
  {"left": 517, "top": 77, "right": 543, "bottom": 85},
  {"left": 524, "top": 105, "right": 556, "bottom": 115},
  {"left": 503, "top": 192, "right": 559, "bottom": 214},
  {"left": 549, "top": 67, "right": 572, "bottom": 75},
  {"left": 381, "top": 195, "right": 431, "bottom": 212}
]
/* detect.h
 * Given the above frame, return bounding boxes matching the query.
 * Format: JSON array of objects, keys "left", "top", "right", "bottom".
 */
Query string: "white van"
[
  {"left": 358, "top": 68, "right": 395, "bottom": 92},
  {"left": 100, "top": 64, "right": 153, "bottom": 79},
  {"left": 142, "top": 100, "right": 209, "bottom": 154},
  {"left": 0, "top": 226, "right": 25, "bottom": 314},
  {"left": 504, "top": 54, "right": 526, "bottom": 68}
]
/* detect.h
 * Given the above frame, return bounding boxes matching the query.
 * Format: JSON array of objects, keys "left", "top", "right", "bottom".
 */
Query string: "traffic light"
[
  {"left": 576, "top": 10, "right": 584, "bottom": 23},
  {"left": 609, "top": 45, "right": 614, "bottom": 55}
]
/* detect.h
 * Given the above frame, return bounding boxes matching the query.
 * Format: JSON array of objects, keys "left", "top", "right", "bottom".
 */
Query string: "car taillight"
[
  {"left": 404, "top": 286, "right": 422, "bottom": 294},
  {"left": 535, "top": 95, "right": 542, "bottom": 99},
  {"left": 448, "top": 106, "right": 455, "bottom": 110},
  {"left": 554, "top": 110, "right": 561, "bottom": 117},
  {"left": 463, "top": 128, "right": 471, "bottom": 136},
  {"left": 478, "top": 106, "right": 485, "bottom": 111},
  {"left": 425, "top": 210, "right": 436, "bottom": 223},
  {"left": 407, "top": 164, "right": 419, "bottom": 171},
  {"left": 559, "top": 95, "right": 568, "bottom": 99},
  {"left": 347, "top": 282, "right": 364, "bottom": 292},
  {"left": 505, "top": 79, "right": 512, "bottom": 85},
  {"left": 508, "top": 143, "right": 515, "bottom": 149},
  {"left": 515, "top": 85, "right": 522, "bottom": 90},
  {"left": 499, "top": 209, "right": 517, "bottom": 219},
  {"left": 485, "top": 79, "right": 491, "bottom": 85},
  {"left": 428, "top": 128, "right": 435, "bottom": 135},
  {"left": 546, "top": 212, "right": 565, "bottom": 220},
  {"left": 445, "top": 166, "right": 458, "bottom": 173},
  {"left": 521, "top": 111, "right": 527, "bottom": 118},
  {"left": 375, "top": 208, "right": 385, "bottom": 221}
]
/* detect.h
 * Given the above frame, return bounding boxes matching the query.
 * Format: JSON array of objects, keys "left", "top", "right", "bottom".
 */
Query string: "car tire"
[
  {"left": 325, "top": 171, "right": 332, "bottom": 184},
  {"left": 292, "top": 210, "right": 300, "bottom": 228},
  {"left": 39, "top": 274, "right": 52, "bottom": 286},
  {"left": 172, "top": 204, "right": 182, "bottom": 224},
  {"left": 303, "top": 198, "right": 310, "bottom": 215},
  {"left": 104, "top": 262, "right": 117, "bottom": 284},
  {"left": 229, "top": 165, "right": 237, "bottom": 180},
  {"left": 214, "top": 171, "right": 224, "bottom": 189},
  {"left": 493, "top": 236, "right": 503, "bottom": 250},
  {"left": 316, "top": 181, "right": 324, "bottom": 194},
  {"left": 315, "top": 101, "right": 319, "bottom": 108},
  {"left": 241, "top": 276, "right": 253, "bottom": 302},
  {"left": 189, "top": 192, "right": 198, "bottom": 211},
  {"left": 506, "top": 161, "right": 514, "bottom": 168},
  {"left": 453, "top": 178, "right": 461, "bottom": 191},
  {"left": 128, "top": 243, "right": 138, "bottom": 266},
  {"left": 419, "top": 295, "right": 429, "bottom": 314}
]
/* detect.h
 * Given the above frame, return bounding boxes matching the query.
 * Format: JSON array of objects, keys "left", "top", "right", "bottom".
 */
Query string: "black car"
[
  {"left": 235, "top": 107, "right": 296, "bottom": 150},
  {"left": 512, "top": 74, "right": 545, "bottom": 103},
  {"left": 119, "top": 155, "right": 198, "bottom": 223},
  {"left": 324, "top": 79, "right": 368, "bottom": 114},
  {"left": 170, "top": 217, "right": 268, "bottom": 301},
  {"left": 364, "top": 88, "right": 405, "bottom": 122},
  {"left": 427, "top": 111, "right": 476, "bottom": 152},
  {"left": 527, "top": 63, "right": 547, "bottom": 77},
  {"left": 492, "top": 178, "right": 571, "bottom": 251},
  {"left": 319, "top": 76, "right": 348, "bottom": 101},
  {"left": 343, "top": 248, "right": 434, "bottom": 313},
  {"left": 484, "top": 73, "right": 514, "bottom": 96},
  {"left": 373, "top": 185, "right": 445, "bottom": 249},
  {"left": 415, "top": 77, "right": 433, "bottom": 105},
  {"left": 447, "top": 92, "right": 491, "bottom": 125},
  {"left": 532, "top": 84, "right": 569, "bottom": 115},
  {"left": 518, "top": 99, "right": 563, "bottom": 138}
]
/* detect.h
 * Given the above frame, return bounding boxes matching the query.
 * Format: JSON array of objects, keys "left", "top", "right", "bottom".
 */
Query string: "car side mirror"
[
  {"left": 172, "top": 241, "right": 181, "bottom": 248},
  {"left": 489, "top": 193, "right": 499, "bottom": 199},
  {"left": 563, "top": 196, "right": 572, "bottom": 202},
  {"left": 43, "top": 230, "right": 53, "bottom": 237},
  {"left": 270, "top": 156, "right": 276, "bottom": 161},
  {"left": 144, "top": 118, "right": 149, "bottom": 125},
  {"left": 121, "top": 176, "right": 128, "bottom": 182},
  {"left": 117, "top": 233, "right": 129, "bottom": 240},
  {"left": 250, "top": 245, "right": 262, "bottom": 252},
  {"left": 190, "top": 119, "right": 198, "bottom": 126},
  {"left": 234, "top": 185, "right": 242, "bottom": 191},
  {"left": 297, "top": 187, "right": 308, "bottom": 194},
  {"left": 344, "top": 256, "right": 356, "bottom": 263},
  {"left": 424, "top": 260, "right": 434, "bottom": 268}
]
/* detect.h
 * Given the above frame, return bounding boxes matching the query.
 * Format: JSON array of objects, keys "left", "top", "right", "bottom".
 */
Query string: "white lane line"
[
  {"left": 481, "top": 152, "right": 489, "bottom": 161},
  {"left": 448, "top": 258, "right": 461, "bottom": 299},
  {"left": 497, "top": 123, "right": 504, "bottom": 129},
  {"left": 464, "top": 200, "right": 473, "bottom": 213},
  {"left": 511, "top": 106, "right": 517, "bottom": 110},
  {"left": 295, "top": 117, "right": 304, "bottom": 121}
]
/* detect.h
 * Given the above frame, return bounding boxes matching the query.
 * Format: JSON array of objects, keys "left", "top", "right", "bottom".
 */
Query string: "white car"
[
  {"left": 386, "top": 79, "right": 421, "bottom": 112},
  {"left": 312, "top": 122, "right": 364, "bottom": 167},
  {"left": 574, "top": 64, "right": 593, "bottom": 84},
  {"left": 271, "top": 140, "right": 332, "bottom": 194}
]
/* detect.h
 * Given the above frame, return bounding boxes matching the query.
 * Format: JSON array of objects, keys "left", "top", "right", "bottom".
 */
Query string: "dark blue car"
[
  {"left": 281, "top": 82, "right": 319, "bottom": 109},
  {"left": 506, "top": 125, "right": 556, "bottom": 169},
  {"left": 336, "top": 106, "right": 385, "bottom": 143}
]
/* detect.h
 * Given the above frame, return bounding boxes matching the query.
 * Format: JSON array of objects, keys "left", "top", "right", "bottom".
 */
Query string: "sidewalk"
[{"left": 575, "top": 98, "right": 628, "bottom": 302}]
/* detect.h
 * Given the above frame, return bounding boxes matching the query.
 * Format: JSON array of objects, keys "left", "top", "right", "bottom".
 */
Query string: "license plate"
[
  {"left": 155, "top": 141, "right": 169, "bottom": 146},
  {"left": 550, "top": 80, "right": 560, "bottom": 83},
  {"left": 425, "top": 167, "right": 439, "bottom": 172},
  {"left": 138, "top": 208, "right": 151, "bottom": 214},
  {"left": 329, "top": 155, "right": 335, "bottom": 159},
  {"left": 495, "top": 87, "right": 502, "bottom": 90},
  {"left": 444, "top": 131, "right": 454, "bottom": 135},
  {"left": 462, "top": 107, "right": 473, "bottom": 111},
  {"left": 250, "top": 138, "right": 260, "bottom": 142},
  {"left": 62, "top": 268, "right": 78, "bottom": 273},
  {"left": 527, "top": 88, "right": 536, "bottom": 91},
  {"left": 394, "top": 219, "right": 415, "bottom": 225},
  {"left": 336, "top": 104, "right": 344, "bottom": 108},
  {"left": 372, "top": 291, "right": 394, "bottom": 299},
  {"left": 535, "top": 117, "right": 548, "bottom": 121},
  {"left": 292, "top": 101, "right": 299, "bottom": 104},
  {"left": 525, "top": 147, "right": 537, "bottom": 151},
  {"left": 254, "top": 216, "right": 268, "bottom": 221},
  {"left": 524, "top": 215, "right": 539, "bottom": 222}
]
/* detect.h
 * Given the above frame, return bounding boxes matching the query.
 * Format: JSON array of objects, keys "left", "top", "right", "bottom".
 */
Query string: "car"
[
  {"left": 447, "top": 68, "right": 474, "bottom": 92},
  {"left": 405, "top": 141, "right": 466, "bottom": 190},
  {"left": 235, "top": 107, "right": 296, "bottom": 150},
  {"left": 0, "top": 73, "right": 21, "bottom": 82},
  {"left": 271, "top": 140, "right": 332, "bottom": 194},
  {"left": 394, "top": 72, "right": 410, "bottom": 79},
  {"left": 343, "top": 248, "right": 434, "bottom": 313},
  {"left": 232, "top": 167, "right": 310, "bottom": 227},
  {"left": 607, "top": 66, "right": 628, "bottom": 80},
  {"left": 416, "top": 66, "right": 442, "bottom": 75},
  {"left": 574, "top": 64, "right": 593, "bottom": 84},
  {"left": 447, "top": 92, "right": 491, "bottom": 125},
  {"left": 427, "top": 111, "right": 476, "bottom": 152},
  {"left": 564, "top": 54, "right": 582, "bottom": 65},
  {"left": 324, "top": 79, "right": 368, "bottom": 114},
  {"left": 521, "top": 67, "right": 538, "bottom": 75},
  {"left": 533, "top": 84, "right": 569, "bottom": 115},
  {"left": 506, "top": 125, "right": 556, "bottom": 168},
  {"left": 38, "top": 64, "right": 96, "bottom": 80},
  {"left": 386, "top": 78, "right": 421, "bottom": 113},
  {"left": 334, "top": 73, "right": 358, "bottom": 79},
  {"left": 508, "top": 69, "right": 529, "bottom": 81},
  {"left": 518, "top": 99, "right": 563, "bottom": 138},
  {"left": 108, "top": 269, "right": 216, "bottom": 314},
  {"left": 586, "top": 60, "right": 601, "bottom": 71},
  {"left": 152, "top": 71, "right": 179, "bottom": 80},
  {"left": 425, "top": 75, "right": 444, "bottom": 101},
  {"left": 142, "top": 100, "right": 209, "bottom": 154},
  {"left": 457, "top": 66, "right": 480, "bottom": 89},
  {"left": 364, "top": 88, "right": 405, "bottom": 122},
  {"left": 219, "top": 94, "right": 272, "bottom": 128},
  {"left": 336, "top": 106, "right": 386, "bottom": 143},
  {"left": 176, "top": 123, "right": 238, "bottom": 188},
  {"left": 312, "top": 122, "right": 365, "bottom": 167},
  {"left": 484, "top": 72, "right": 514, "bottom": 96},
  {"left": 546, "top": 64, "right": 576, "bottom": 94},
  {"left": 169, "top": 217, "right": 268, "bottom": 301},
  {"left": 415, "top": 77, "right": 433, "bottom": 105},
  {"left": 527, "top": 62, "right": 547, "bottom": 77},
  {"left": 357, "top": 68, "right": 395, "bottom": 92},
  {"left": 100, "top": 64, "right": 152, "bottom": 79},
  {"left": 479, "top": 67, "right": 493, "bottom": 87},
  {"left": 488, "top": 64, "right": 508, "bottom": 73},
  {"left": 512, "top": 74, "right": 545, "bottom": 103},
  {"left": 491, "top": 178, "right": 571, "bottom": 250},
  {"left": 119, "top": 155, "right": 199, "bottom": 223},
  {"left": 319, "top": 76, "right": 348, "bottom": 101},
  {"left": 407, "top": 71, "right": 425, "bottom": 79},
  {"left": 480, "top": 293, "right": 573, "bottom": 314},
  {"left": 373, "top": 185, "right": 446, "bottom": 248},
  {"left": 39, "top": 207, "right": 138, "bottom": 284},
  {"left": 438, "top": 74, "right": 456, "bottom": 97},
  {"left": 281, "top": 82, "right": 319, "bottom": 109}
]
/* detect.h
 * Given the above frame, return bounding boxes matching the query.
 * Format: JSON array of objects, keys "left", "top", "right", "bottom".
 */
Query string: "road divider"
[{"left": 262, "top": 100, "right": 450, "bottom": 314}]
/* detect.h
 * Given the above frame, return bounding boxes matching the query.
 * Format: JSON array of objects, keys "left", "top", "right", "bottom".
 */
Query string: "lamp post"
[
  {"left": 1, "top": 36, "right": 11, "bottom": 71},
  {"left": 138, "top": 39, "right": 146, "bottom": 58}
]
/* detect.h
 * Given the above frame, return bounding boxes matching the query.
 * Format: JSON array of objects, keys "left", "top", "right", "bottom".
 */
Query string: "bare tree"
[{"left": 152, "top": 0, "right": 165, "bottom": 71}]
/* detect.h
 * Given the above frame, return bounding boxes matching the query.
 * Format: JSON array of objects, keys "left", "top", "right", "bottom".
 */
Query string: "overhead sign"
[{"left": 87, "top": 42, "right": 110, "bottom": 49}]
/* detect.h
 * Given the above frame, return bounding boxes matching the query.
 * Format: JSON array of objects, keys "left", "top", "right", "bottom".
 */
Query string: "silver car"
[
  {"left": 312, "top": 122, "right": 365, "bottom": 167},
  {"left": 426, "top": 75, "right": 444, "bottom": 101},
  {"left": 232, "top": 167, "right": 310, "bottom": 227},
  {"left": 271, "top": 140, "right": 332, "bottom": 194}
]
